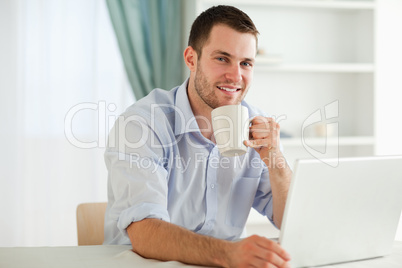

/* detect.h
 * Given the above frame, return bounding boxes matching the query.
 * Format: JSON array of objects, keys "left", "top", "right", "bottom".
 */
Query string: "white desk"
[{"left": 1, "top": 241, "right": 401, "bottom": 268}]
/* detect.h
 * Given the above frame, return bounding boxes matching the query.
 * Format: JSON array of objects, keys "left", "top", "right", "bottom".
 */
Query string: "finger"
[
  {"left": 249, "top": 128, "right": 269, "bottom": 140},
  {"left": 244, "top": 139, "right": 277, "bottom": 151},
  {"left": 250, "top": 119, "right": 271, "bottom": 135},
  {"left": 249, "top": 131, "right": 280, "bottom": 149},
  {"left": 264, "top": 251, "right": 290, "bottom": 268},
  {"left": 250, "top": 259, "right": 277, "bottom": 268},
  {"left": 250, "top": 122, "right": 271, "bottom": 133},
  {"left": 252, "top": 246, "right": 289, "bottom": 268},
  {"left": 249, "top": 120, "right": 280, "bottom": 139},
  {"left": 250, "top": 115, "right": 268, "bottom": 124},
  {"left": 250, "top": 116, "right": 274, "bottom": 125},
  {"left": 255, "top": 238, "right": 291, "bottom": 261}
]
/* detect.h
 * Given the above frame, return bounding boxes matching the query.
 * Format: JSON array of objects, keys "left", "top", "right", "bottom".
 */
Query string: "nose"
[{"left": 225, "top": 63, "right": 242, "bottom": 83}]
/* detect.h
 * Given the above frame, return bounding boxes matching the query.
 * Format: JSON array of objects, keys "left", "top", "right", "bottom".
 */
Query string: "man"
[{"left": 104, "top": 5, "right": 292, "bottom": 268}]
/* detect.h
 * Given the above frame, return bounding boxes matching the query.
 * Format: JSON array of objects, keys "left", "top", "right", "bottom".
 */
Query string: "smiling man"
[{"left": 104, "top": 5, "right": 292, "bottom": 268}]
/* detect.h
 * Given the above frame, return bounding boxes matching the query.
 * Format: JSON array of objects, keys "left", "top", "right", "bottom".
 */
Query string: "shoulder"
[
  {"left": 124, "top": 86, "right": 179, "bottom": 118},
  {"left": 111, "top": 86, "right": 181, "bottom": 148}
]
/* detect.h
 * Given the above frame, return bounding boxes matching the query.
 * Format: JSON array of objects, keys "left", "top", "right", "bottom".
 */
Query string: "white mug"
[{"left": 211, "top": 105, "right": 250, "bottom": 157}]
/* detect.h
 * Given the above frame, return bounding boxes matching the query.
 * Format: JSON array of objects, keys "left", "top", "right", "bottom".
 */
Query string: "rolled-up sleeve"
[
  {"left": 252, "top": 167, "right": 275, "bottom": 226},
  {"left": 104, "top": 114, "right": 171, "bottom": 240}
]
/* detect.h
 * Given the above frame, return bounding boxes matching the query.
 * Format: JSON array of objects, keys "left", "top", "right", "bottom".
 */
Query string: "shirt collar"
[{"left": 174, "top": 78, "right": 199, "bottom": 136}]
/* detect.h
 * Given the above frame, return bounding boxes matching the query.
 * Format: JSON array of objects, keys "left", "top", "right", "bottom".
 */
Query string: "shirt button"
[{"left": 211, "top": 184, "right": 215, "bottom": 189}]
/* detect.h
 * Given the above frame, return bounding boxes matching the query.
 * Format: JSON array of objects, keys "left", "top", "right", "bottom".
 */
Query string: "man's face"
[{"left": 193, "top": 24, "right": 256, "bottom": 110}]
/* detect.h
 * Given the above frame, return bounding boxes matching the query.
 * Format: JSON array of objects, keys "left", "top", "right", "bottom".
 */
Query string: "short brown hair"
[{"left": 188, "top": 5, "right": 259, "bottom": 58}]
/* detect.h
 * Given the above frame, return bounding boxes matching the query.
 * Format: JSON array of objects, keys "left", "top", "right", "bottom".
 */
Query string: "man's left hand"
[{"left": 244, "top": 116, "right": 286, "bottom": 169}]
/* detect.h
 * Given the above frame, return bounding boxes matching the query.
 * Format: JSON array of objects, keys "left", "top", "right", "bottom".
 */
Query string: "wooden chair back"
[{"left": 76, "top": 202, "right": 107, "bottom": 245}]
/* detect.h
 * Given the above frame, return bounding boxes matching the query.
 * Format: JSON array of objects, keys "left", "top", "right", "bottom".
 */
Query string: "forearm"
[
  {"left": 245, "top": 116, "right": 292, "bottom": 228},
  {"left": 127, "top": 218, "right": 230, "bottom": 267},
  {"left": 267, "top": 153, "right": 292, "bottom": 228}
]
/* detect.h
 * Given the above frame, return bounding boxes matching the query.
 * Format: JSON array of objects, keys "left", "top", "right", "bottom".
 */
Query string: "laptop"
[{"left": 279, "top": 156, "right": 402, "bottom": 267}]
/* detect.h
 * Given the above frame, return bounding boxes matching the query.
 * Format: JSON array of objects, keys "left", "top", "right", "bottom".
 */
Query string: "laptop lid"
[{"left": 279, "top": 156, "right": 402, "bottom": 267}]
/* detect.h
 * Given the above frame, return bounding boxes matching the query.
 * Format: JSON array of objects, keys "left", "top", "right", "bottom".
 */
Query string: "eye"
[
  {"left": 216, "top": 57, "right": 226, "bottom": 62},
  {"left": 241, "top": 62, "right": 252, "bottom": 67}
]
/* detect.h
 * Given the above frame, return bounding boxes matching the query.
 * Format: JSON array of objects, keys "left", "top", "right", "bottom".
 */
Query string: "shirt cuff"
[
  {"left": 117, "top": 202, "right": 170, "bottom": 236},
  {"left": 266, "top": 205, "right": 278, "bottom": 228}
]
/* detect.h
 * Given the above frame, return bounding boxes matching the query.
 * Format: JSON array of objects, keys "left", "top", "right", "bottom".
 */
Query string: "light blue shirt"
[{"left": 104, "top": 79, "right": 276, "bottom": 245}]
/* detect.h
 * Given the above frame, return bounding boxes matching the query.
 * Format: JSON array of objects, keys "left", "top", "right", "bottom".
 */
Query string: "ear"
[{"left": 183, "top": 46, "right": 198, "bottom": 72}]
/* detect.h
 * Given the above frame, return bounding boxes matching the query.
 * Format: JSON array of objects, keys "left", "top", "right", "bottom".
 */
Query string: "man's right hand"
[
  {"left": 226, "top": 235, "right": 291, "bottom": 268},
  {"left": 128, "top": 219, "right": 291, "bottom": 268}
]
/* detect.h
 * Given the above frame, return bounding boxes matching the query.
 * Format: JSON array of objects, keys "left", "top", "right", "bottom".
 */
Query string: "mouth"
[{"left": 217, "top": 86, "right": 241, "bottom": 93}]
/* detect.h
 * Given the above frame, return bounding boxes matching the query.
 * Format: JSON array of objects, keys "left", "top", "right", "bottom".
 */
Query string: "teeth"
[{"left": 218, "top": 86, "right": 238, "bottom": 92}]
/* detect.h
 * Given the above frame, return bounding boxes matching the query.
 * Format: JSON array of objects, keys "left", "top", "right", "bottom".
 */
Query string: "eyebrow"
[{"left": 211, "top": 50, "right": 255, "bottom": 63}]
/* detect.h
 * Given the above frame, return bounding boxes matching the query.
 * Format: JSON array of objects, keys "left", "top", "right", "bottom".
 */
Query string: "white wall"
[
  {"left": 0, "top": 0, "right": 23, "bottom": 245},
  {"left": 0, "top": 0, "right": 134, "bottom": 246}
]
